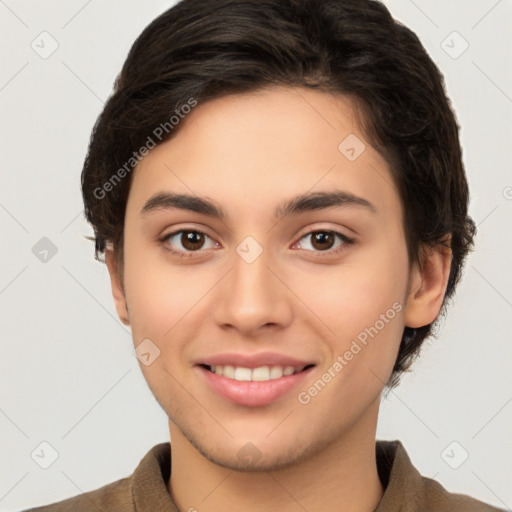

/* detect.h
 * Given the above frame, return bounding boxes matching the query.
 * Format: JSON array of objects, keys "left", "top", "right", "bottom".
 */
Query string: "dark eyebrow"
[
  {"left": 275, "top": 190, "right": 376, "bottom": 219},
  {"left": 141, "top": 192, "right": 224, "bottom": 218},
  {"left": 140, "top": 190, "right": 376, "bottom": 219}
]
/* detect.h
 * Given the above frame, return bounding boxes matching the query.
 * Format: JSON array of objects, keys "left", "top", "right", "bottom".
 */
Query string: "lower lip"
[{"left": 198, "top": 366, "right": 315, "bottom": 407}]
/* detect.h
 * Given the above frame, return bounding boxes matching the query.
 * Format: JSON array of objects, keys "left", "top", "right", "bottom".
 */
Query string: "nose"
[{"left": 213, "top": 245, "right": 293, "bottom": 336}]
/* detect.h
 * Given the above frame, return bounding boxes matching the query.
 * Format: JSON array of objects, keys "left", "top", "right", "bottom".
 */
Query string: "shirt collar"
[
  {"left": 132, "top": 442, "right": 178, "bottom": 511},
  {"left": 374, "top": 440, "right": 426, "bottom": 511}
]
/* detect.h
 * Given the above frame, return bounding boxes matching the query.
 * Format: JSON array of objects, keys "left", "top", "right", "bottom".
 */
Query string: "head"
[{"left": 81, "top": 0, "right": 475, "bottom": 470}]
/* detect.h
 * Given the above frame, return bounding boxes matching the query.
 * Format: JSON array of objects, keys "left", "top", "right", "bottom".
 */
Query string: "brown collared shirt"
[{"left": 22, "top": 440, "right": 505, "bottom": 511}]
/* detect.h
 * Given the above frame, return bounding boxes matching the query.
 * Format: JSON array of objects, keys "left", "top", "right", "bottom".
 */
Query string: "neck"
[{"left": 167, "top": 400, "right": 383, "bottom": 512}]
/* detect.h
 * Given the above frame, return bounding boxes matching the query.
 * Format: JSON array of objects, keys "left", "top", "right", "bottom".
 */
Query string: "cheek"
[
  {"left": 298, "top": 246, "right": 408, "bottom": 335},
  {"left": 122, "top": 250, "right": 201, "bottom": 399},
  {"left": 121, "top": 240, "right": 195, "bottom": 343},
  {"left": 293, "top": 235, "right": 409, "bottom": 389}
]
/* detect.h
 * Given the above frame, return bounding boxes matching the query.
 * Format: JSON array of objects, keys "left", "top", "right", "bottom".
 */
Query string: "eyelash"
[{"left": 158, "top": 228, "right": 355, "bottom": 259}]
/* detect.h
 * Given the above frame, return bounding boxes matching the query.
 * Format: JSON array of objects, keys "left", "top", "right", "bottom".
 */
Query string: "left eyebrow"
[
  {"left": 275, "top": 190, "right": 377, "bottom": 220},
  {"left": 140, "top": 190, "right": 377, "bottom": 219}
]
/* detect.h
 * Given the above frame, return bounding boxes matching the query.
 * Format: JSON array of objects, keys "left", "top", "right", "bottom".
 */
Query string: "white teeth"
[
  {"left": 209, "top": 364, "right": 307, "bottom": 382},
  {"left": 283, "top": 366, "right": 295, "bottom": 376},
  {"left": 223, "top": 365, "right": 235, "bottom": 379},
  {"left": 234, "top": 367, "right": 252, "bottom": 381},
  {"left": 269, "top": 366, "right": 283, "bottom": 379},
  {"left": 251, "top": 366, "right": 270, "bottom": 381}
]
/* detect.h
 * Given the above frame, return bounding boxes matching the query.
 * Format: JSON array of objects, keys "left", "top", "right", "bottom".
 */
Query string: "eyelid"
[
  {"left": 294, "top": 222, "right": 357, "bottom": 240},
  {"left": 160, "top": 226, "right": 214, "bottom": 241}
]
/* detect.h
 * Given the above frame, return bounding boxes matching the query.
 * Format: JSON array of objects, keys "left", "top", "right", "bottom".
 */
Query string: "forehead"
[{"left": 127, "top": 86, "right": 401, "bottom": 224}]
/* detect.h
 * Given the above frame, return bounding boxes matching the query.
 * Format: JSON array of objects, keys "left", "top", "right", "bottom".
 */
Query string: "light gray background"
[{"left": 1, "top": 1, "right": 511, "bottom": 511}]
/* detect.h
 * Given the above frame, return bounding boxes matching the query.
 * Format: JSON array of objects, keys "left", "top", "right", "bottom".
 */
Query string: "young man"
[{"left": 24, "top": 0, "right": 505, "bottom": 510}]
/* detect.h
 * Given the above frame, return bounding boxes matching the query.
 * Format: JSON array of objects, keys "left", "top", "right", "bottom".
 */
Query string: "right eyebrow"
[{"left": 141, "top": 192, "right": 225, "bottom": 218}]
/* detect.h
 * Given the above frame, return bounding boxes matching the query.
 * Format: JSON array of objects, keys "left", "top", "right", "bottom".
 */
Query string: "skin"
[{"left": 105, "top": 86, "right": 451, "bottom": 512}]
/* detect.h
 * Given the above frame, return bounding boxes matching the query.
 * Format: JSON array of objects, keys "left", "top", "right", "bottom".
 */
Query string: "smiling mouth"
[{"left": 200, "top": 364, "right": 315, "bottom": 382}]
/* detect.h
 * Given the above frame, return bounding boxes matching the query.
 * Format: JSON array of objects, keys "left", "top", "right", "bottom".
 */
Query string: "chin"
[
  {"left": 183, "top": 425, "right": 322, "bottom": 472},
  {"left": 198, "top": 444, "right": 310, "bottom": 472}
]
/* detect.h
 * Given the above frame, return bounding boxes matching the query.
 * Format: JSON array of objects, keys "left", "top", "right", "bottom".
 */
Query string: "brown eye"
[
  {"left": 310, "top": 231, "right": 336, "bottom": 251},
  {"left": 180, "top": 231, "right": 205, "bottom": 250},
  {"left": 296, "top": 230, "right": 352, "bottom": 254},
  {"left": 161, "top": 230, "right": 218, "bottom": 255}
]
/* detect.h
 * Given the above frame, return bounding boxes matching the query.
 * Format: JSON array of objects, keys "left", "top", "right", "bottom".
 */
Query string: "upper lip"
[{"left": 196, "top": 352, "right": 316, "bottom": 369}]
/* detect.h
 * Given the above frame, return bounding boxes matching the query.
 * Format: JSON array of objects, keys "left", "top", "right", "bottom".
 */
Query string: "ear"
[
  {"left": 404, "top": 242, "right": 452, "bottom": 328},
  {"left": 105, "top": 249, "right": 130, "bottom": 326}
]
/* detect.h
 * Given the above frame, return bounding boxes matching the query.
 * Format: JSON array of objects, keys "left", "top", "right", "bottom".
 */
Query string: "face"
[{"left": 107, "top": 86, "right": 441, "bottom": 471}]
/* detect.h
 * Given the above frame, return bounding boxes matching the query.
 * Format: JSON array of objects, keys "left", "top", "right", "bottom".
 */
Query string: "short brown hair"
[{"left": 81, "top": 0, "right": 476, "bottom": 388}]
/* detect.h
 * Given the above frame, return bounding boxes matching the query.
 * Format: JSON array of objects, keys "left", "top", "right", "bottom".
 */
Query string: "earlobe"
[
  {"left": 404, "top": 243, "right": 452, "bottom": 329},
  {"left": 105, "top": 249, "right": 130, "bottom": 326}
]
